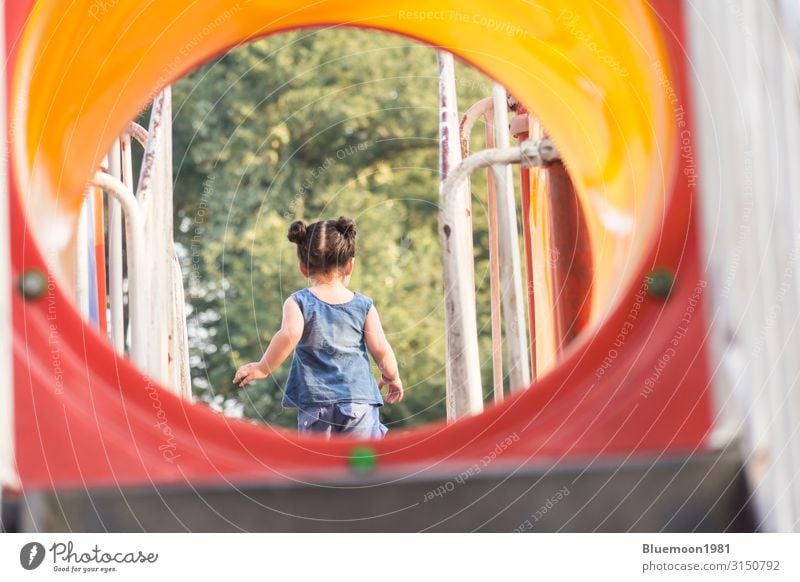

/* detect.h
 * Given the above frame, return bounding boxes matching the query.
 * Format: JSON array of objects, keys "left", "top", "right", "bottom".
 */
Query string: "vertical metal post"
[
  {"left": 460, "top": 98, "right": 504, "bottom": 403},
  {"left": 154, "top": 90, "right": 170, "bottom": 389},
  {"left": 491, "top": 84, "right": 531, "bottom": 392},
  {"left": 688, "top": 0, "right": 800, "bottom": 531},
  {"left": 438, "top": 51, "right": 483, "bottom": 420},
  {"left": 91, "top": 184, "right": 107, "bottom": 334},
  {"left": 108, "top": 139, "right": 125, "bottom": 352},
  {"left": 510, "top": 101, "right": 537, "bottom": 379}
]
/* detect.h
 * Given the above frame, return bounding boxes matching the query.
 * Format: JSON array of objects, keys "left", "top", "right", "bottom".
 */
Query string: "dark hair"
[{"left": 287, "top": 216, "right": 357, "bottom": 276}]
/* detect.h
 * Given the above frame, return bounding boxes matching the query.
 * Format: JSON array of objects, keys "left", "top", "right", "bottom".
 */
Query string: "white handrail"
[
  {"left": 127, "top": 121, "right": 149, "bottom": 148},
  {"left": 0, "top": 3, "right": 18, "bottom": 488},
  {"left": 459, "top": 97, "right": 493, "bottom": 156},
  {"left": 440, "top": 139, "right": 555, "bottom": 413},
  {"left": 90, "top": 170, "right": 145, "bottom": 370}
]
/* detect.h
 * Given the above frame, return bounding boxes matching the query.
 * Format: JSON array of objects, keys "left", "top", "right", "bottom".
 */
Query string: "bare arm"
[
  {"left": 233, "top": 297, "right": 304, "bottom": 387},
  {"left": 364, "top": 306, "right": 403, "bottom": 403}
]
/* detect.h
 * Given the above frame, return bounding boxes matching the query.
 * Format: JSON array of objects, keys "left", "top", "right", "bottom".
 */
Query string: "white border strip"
[
  {"left": 0, "top": 3, "right": 19, "bottom": 488},
  {"left": 686, "top": 0, "right": 800, "bottom": 532}
]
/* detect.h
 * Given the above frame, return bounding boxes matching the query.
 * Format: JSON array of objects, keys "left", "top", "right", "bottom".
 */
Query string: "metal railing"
[
  {"left": 438, "top": 48, "right": 562, "bottom": 420},
  {"left": 81, "top": 88, "right": 191, "bottom": 399}
]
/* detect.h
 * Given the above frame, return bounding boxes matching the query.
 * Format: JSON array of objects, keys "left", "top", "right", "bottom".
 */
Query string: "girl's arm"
[
  {"left": 233, "top": 297, "right": 304, "bottom": 387},
  {"left": 364, "top": 306, "right": 404, "bottom": 403}
]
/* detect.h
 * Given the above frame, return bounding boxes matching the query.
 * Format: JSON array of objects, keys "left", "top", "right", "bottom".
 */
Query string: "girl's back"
[{"left": 283, "top": 287, "right": 382, "bottom": 408}]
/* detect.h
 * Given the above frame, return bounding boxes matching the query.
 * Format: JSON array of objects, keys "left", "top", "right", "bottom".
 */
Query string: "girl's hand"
[
  {"left": 379, "top": 375, "right": 404, "bottom": 404},
  {"left": 233, "top": 362, "right": 267, "bottom": 387}
]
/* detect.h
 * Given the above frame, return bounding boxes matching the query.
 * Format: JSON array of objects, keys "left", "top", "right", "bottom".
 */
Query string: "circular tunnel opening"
[
  {"left": 171, "top": 28, "right": 529, "bottom": 431},
  {"left": 11, "top": 0, "right": 679, "bottom": 465}
]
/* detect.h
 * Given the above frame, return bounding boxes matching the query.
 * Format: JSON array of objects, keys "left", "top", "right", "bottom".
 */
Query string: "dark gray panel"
[{"left": 19, "top": 449, "right": 755, "bottom": 532}]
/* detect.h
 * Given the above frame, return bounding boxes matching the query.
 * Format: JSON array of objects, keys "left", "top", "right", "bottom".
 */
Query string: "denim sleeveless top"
[{"left": 282, "top": 288, "right": 383, "bottom": 408}]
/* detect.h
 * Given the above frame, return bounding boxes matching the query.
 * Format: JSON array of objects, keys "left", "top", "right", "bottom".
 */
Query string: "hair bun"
[
  {"left": 287, "top": 220, "right": 308, "bottom": 244},
  {"left": 336, "top": 216, "right": 356, "bottom": 239}
]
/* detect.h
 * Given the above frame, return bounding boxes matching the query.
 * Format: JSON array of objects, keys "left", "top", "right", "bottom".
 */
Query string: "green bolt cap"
[
  {"left": 646, "top": 268, "right": 674, "bottom": 299},
  {"left": 17, "top": 269, "right": 47, "bottom": 300},
  {"left": 348, "top": 445, "right": 377, "bottom": 473}
]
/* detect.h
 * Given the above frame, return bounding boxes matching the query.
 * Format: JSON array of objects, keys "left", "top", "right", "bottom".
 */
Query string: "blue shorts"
[{"left": 297, "top": 402, "right": 387, "bottom": 439}]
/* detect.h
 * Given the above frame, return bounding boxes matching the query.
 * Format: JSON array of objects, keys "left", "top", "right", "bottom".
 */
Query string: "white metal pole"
[
  {"left": 438, "top": 51, "right": 481, "bottom": 420},
  {"left": 170, "top": 254, "right": 192, "bottom": 399},
  {"left": 460, "top": 97, "right": 504, "bottom": 404},
  {"left": 439, "top": 140, "right": 553, "bottom": 421},
  {"left": 75, "top": 189, "right": 91, "bottom": 319},
  {"left": 107, "top": 139, "right": 124, "bottom": 352},
  {"left": 126, "top": 121, "right": 149, "bottom": 147},
  {"left": 157, "top": 88, "right": 174, "bottom": 390},
  {"left": 136, "top": 92, "right": 167, "bottom": 384},
  {"left": 0, "top": 4, "right": 19, "bottom": 489},
  {"left": 160, "top": 86, "right": 191, "bottom": 397},
  {"left": 687, "top": 0, "right": 800, "bottom": 531},
  {"left": 491, "top": 84, "right": 531, "bottom": 392}
]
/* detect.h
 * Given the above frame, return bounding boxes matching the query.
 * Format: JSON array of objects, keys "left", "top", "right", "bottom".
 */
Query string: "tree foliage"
[{"left": 172, "top": 27, "right": 502, "bottom": 429}]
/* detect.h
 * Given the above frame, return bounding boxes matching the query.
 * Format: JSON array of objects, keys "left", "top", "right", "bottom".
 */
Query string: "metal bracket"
[{"left": 519, "top": 138, "right": 560, "bottom": 168}]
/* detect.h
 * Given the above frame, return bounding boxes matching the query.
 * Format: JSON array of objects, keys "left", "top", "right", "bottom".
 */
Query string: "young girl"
[{"left": 233, "top": 216, "right": 403, "bottom": 439}]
